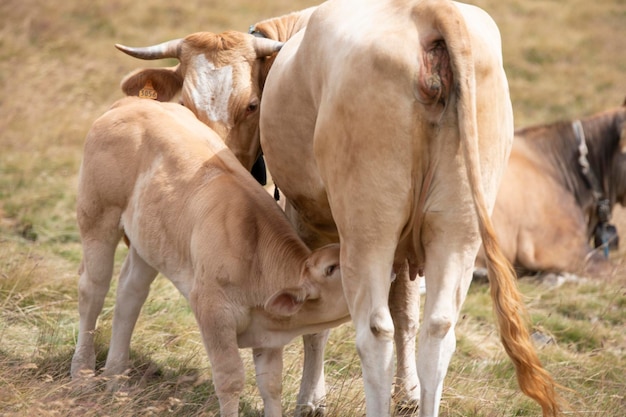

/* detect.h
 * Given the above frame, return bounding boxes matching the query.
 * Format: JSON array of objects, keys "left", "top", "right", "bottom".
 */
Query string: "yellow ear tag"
[{"left": 138, "top": 80, "right": 158, "bottom": 100}]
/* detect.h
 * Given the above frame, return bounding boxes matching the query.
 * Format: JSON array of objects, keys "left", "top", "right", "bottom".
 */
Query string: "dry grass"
[{"left": 1, "top": 0, "right": 625, "bottom": 416}]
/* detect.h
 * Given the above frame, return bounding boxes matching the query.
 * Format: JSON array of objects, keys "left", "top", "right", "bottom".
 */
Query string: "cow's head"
[{"left": 116, "top": 31, "right": 283, "bottom": 170}]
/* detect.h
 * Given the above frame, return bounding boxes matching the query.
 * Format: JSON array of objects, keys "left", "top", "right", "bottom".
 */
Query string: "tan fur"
[
  {"left": 259, "top": 0, "right": 561, "bottom": 415},
  {"left": 117, "top": 30, "right": 283, "bottom": 171},
  {"left": 71, "top": 97, "right": 350, "bottom": 417},
  {"left": 252, "top": 7, "right": 317, "bottom": 42},
  {"left": 250, "top": 7, "right": 317, "bottom": 92},
  {"left": 109, "top": 2, "right": 562, "bottom": 415},
  {"left": 423, "top": 1, "right": 561, "bottom": 414}
]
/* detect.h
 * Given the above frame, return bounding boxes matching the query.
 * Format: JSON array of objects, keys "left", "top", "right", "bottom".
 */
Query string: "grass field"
[{"left": 1, "top": 0, "right": 625, "bottom": 416}]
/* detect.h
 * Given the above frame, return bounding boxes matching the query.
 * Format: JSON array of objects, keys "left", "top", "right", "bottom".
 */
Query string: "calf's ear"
[
  {"left": 120, "top": 66, "right": 183, "bottom": 102},
  {"left": 264, "top": 287, "right": 308, "bottom": 317}
]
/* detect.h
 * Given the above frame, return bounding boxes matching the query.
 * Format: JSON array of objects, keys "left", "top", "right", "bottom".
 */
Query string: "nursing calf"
[{"left": 70, "top": 97, "right": 350, "bottom": 417}]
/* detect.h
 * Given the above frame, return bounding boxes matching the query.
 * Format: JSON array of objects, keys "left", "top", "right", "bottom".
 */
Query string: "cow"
[
  {"left": 476, "top": 100, "right": 626, "bottom": 279},
  {"left": 257, "top": 0, "right": 561, "bottom": 416},
  {"left": 69, "top": 96, "right": 351, "bottom": 417},
  {"left": 114, "top": 30, "right": 284, "bottom": 172},
  {"left": 251, "top": 9, "right": 423, "bottom": 415}
]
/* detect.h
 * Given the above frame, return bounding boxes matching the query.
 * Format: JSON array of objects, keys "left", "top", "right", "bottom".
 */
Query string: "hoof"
[{"left": 394, "top": 398, "right": 419, "bottom": 416}]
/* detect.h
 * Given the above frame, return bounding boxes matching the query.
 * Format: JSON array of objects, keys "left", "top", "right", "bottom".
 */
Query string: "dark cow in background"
[{"left": 476, "top": 99, "right": 626, "bottom": 278}]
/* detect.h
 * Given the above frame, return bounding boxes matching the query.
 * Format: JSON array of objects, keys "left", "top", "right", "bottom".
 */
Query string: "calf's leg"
[
  {"left": 103, "top": 247, "right": 158, "bottom": 386},
  {"left": 253, "top": 347, "right": 284, "bottom": 417},
  {"left": 190, "top": 290, "right": 244, "bottom": 417},
  {"left": 71, "top": 223, "right": 122, "bottom": 379},
  {"left": 295, "top": 330, "right": 330, "bottom": 417}
]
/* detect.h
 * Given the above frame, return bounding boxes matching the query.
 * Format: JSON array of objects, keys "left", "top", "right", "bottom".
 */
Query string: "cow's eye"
[{"left": 246, "top": 100, "right": 259, "bottom": 114}]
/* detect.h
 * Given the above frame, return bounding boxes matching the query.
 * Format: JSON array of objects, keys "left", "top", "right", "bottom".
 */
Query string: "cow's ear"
[
  {"left": 120, "top": 65, "right": 183, "bottom": 102},
  {"left": 264, "top": 287, "right": 307, "bottom": 316}
]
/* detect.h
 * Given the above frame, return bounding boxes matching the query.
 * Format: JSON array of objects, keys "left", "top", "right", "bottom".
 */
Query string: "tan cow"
[
  {"left": 70, "top": 96, "right": 350, "bottom": 417},
  {"left": 114, "top": 30, "right": 283, "bottom": 171},
  {"left": 476, "top": 100, "right": 626, "bottom": 278},
  {"left": 253, "top": 10, "right": 423, "bottom": 414},
  {"left": 259, "top": 0, "right": 561, "bottom": 416}
]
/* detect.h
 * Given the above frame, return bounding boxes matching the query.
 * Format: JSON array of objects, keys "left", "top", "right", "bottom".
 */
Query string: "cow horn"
[
  {"left": 115, "top": 38, "right": 183, "bottom": 60},
  {"left": 252, "top": 37, "right": 284, "bottom": 58}
]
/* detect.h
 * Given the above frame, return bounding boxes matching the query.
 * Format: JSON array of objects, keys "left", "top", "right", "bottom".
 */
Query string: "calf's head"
[
  {"left": 116, "top": 31, "right": 283, "bottom": 170},
  {"left": 264, "top": 244, "right": 350, "bottom": 327}
]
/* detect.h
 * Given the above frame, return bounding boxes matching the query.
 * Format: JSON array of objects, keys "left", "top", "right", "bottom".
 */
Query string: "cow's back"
[
  {"left": 79, "top": 98, "right": 235, "bottom": 277},
  {"left": 80, "top": 97, "right": 309, "bottom": 292},
  {"left": 261, "top": 0, "right": 513, "bottom": 246},
  {"left": 79, "top": 98, "right": 219, "bottom": 217}
]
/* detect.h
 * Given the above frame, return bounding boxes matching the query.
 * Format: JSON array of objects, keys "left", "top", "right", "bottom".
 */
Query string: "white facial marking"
[{"left": 189, "top": 54, "right": 234, "bottom": 126}]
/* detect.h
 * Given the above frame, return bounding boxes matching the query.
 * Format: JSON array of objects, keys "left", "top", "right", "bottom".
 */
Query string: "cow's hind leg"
[
  {"left": 102, "top": 246, "right": 158, "bottom": 389},
  {"left": 340, "top": 243, "right": 397, "bottom": 417},
  {"left": 71, "top": 213, "right": 123, "bottom": 380},
  {"left": 417, "top": 230, "right": 475, "bottom": 416},
  {"left": 295, "top": 330, "right": 330, "bottom": 417}
]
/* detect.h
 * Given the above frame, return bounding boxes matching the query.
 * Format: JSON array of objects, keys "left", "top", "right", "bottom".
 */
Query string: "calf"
[{"left": 70, "top": 97, "right": 350, "bottom": 417}]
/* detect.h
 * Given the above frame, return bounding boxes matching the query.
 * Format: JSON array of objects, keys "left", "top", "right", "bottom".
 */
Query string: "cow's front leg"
[
  {"left": 295, "top": 330, "right": 330, "bottom": 417},
  {"left": 389, "top": 261, "right": 420, "bottom": 415},
  {"left": 253, "top": 347, "right": 284, "bottom": 417}
]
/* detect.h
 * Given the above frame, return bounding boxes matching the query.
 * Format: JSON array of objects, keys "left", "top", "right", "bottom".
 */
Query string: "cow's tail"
[{"left": 414, "top": 1, "right": 561, "bottom": 415}]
